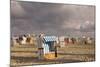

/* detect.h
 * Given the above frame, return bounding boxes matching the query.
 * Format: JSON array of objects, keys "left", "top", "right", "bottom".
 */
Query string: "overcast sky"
[{"left": 11, "top": 0, "right": 95, "bottom": 37}]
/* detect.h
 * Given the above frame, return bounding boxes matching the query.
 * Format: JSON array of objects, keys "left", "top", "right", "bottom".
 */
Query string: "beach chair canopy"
[{"left": 43, "top": 36, "right": 57, "bottom": 42}]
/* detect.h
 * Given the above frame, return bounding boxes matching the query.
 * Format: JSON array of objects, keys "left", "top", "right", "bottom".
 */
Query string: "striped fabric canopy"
[{"left": 43, "top": 36, "right": 57, "bottom": 42}]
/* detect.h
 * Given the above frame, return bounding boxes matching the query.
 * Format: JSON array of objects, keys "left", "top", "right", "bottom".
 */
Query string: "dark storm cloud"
[{"left": 11, "top": 1, "right": 95, "bottom": 36}]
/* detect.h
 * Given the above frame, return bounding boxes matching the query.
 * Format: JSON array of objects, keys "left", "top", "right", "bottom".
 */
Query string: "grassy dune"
[{"left": 10, "top": 44, "right": 95, "bottom": 66}]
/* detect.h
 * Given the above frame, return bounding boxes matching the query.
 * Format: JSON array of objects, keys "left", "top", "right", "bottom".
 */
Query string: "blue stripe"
[{"left": 44, "top": 36, "right": 56, "bottom": 42}]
